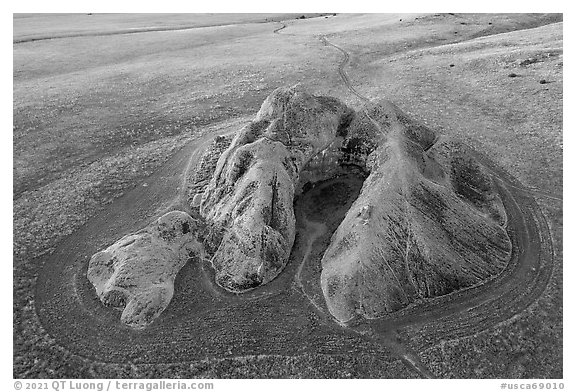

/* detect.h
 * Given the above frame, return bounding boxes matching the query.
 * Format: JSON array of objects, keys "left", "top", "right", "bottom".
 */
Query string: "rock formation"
[
  {"left": 87, "top": 211, "right": 202, "bottom": 329},
  {"left": 320, "top": 102, "right": 512, "bottom": 322},
  {"left": 87, "top": 85, "right": 513, "bottom": 328},
  {"left": 199, "top": 85, "right": 353, "bottom": 292}
]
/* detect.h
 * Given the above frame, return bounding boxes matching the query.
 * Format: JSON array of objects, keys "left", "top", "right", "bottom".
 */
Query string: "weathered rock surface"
[
  {"left": 187, "top": 134, "right": 233, "bottom": 208},
  {"left": 199, "top": 85, "right": 353, "bottom": 292},
  {"left": 320, "top": 101, "right": 512, "bottom": 322},
  {"left": 87, "top": 211, "right": 202, "bottom": 329}
]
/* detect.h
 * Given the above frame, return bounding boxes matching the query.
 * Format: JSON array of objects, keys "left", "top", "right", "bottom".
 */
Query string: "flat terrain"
[{"left": 13, "top": 13, "right": 562, "bottom": 378}]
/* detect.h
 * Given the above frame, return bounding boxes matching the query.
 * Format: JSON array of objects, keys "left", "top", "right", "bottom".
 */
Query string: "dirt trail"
[
  {"left": 273, "top": 23, "right": 287, "bottom": 34},
  {"left": 293, "top": 215, "right": 327, "bottom": 316},
  {"left": 483, "top": 164, "right": 562, "bottom": 202},
  {"left": 320, "top": 36, "right": 369, "bottom": 103}
]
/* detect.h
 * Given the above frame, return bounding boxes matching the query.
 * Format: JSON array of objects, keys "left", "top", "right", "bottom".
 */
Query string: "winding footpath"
[
  {"left": 273, "top": 23, "right": 287, "bottom": 34},
  {"left": 320, "top": 36, "right": 369, "bottom": 103}
]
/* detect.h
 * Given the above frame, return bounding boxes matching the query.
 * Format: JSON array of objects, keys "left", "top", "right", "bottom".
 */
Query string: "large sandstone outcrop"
[
  {"left": 87, "top": 211, "right": 202, "bottom": 329},
  {"left": 320, "top": 102, "right": 512, "bottom": 322},
  {"left": 87, "top": 85, "right": 513, "bottom": 328},
  {"left": 199, "top": 85, "right": 353, "bottom": 292}
]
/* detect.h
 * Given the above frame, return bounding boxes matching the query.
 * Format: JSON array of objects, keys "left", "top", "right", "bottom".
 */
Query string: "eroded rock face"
[
  {"left": 320, "top": 102, "right": 512, "bottom": 322},
  {"left": 87, "top": 211, "right": 202, "bottom": 329},
  {"left": 200, "top": 85, "right": 353, "bottom": 292},
  {"left": 187, "top": 135, "right": 234, "bottom": 208}
]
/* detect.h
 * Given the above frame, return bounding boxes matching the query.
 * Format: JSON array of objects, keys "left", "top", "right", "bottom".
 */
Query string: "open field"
[
  {"left": 13, "top": 13, "right": 330, "bottom": 43},
  {"left": 13, "top": 13, "right": 562, "bottom": 378}
]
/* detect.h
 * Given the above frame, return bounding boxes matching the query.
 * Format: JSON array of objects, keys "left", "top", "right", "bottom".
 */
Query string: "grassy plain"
[{"left": 13, "top": 13, "right": 562, "bottom": 378}]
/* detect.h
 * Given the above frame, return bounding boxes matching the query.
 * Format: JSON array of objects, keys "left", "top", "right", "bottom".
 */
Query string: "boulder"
[{"left": 87, "top": 211, "right": 202, "bottom": 329}]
